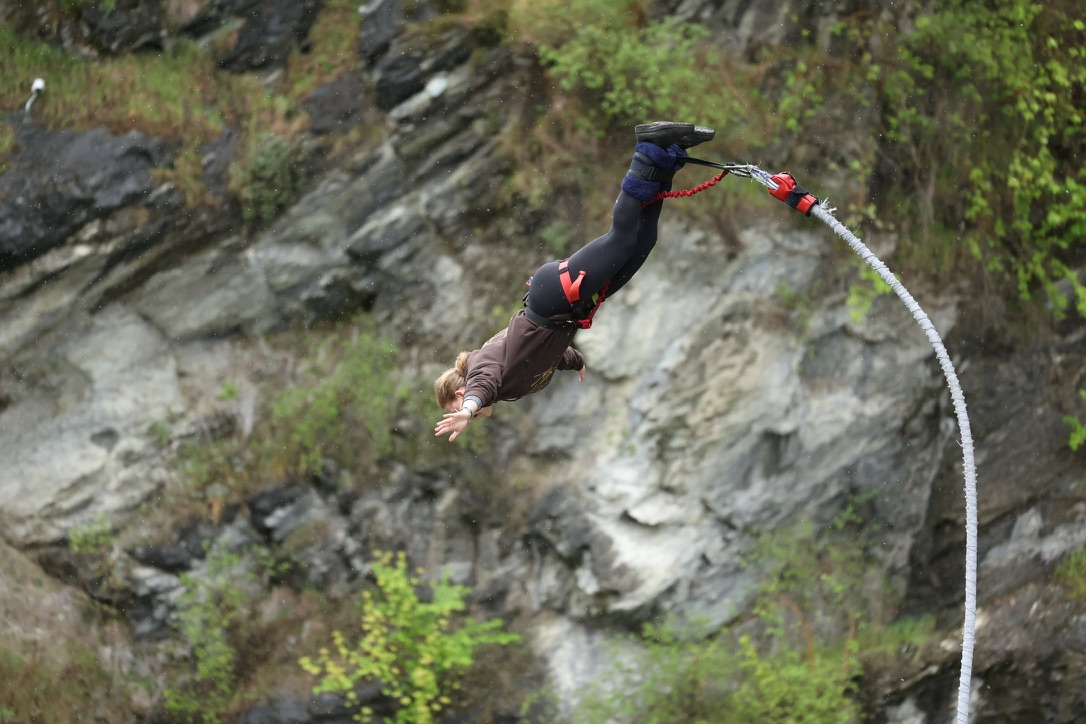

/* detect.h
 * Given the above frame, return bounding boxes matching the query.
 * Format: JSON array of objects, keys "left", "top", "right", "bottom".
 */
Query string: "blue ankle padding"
[
  {"left": 634, "top": 141, "right": 674, "bottom": 171},
  {"left": 622, "top": 173, "right": 661, "bottom": 203},
  {"left": 670, "top": 144, "right": 689, "bottom": 171}
]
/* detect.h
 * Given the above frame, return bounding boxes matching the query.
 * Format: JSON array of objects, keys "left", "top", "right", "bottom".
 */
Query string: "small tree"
[
  {"left": 164, "top": 547, "right": 252, "bottom": 723},
  {"left": 300, "top": 551, "right": 521, "bottom": 723}
]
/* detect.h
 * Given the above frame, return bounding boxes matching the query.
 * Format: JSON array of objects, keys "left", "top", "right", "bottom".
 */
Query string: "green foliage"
[
  {"left": 872, "top": 0, "right": 1086, "bottom": 317},
  {"left": 846, "top": 265, "right": 894, "bottom": 324},
  {"left": 777, "top": 56, "right": 826, "bottom": 135},
  {"left": 859, "top": 614, "right": 937, "bottom": 656},
  {"left": 169, "top": 323, "right": 408, "bottom": 493},
  {"left": 738, "top": 521, "right": 864, "bottom": 722},
  {"left": 1063, "top": 389, "right": 1086, "bottom": 452},
  {"left": 286, "top": 0, "right": 361, "bottom": 97},
  {"left": 1, "top": 14, "right": 354, "bottom": 208},
  {"left": 148, "top": 419, "right": 172, "bottom": 447},
  {"left": 176, "top": 438, "right": 236, "bottom": 491},
  {"left": 733, "top": 634, "right": 858, "bottom": 724},
  {"left": 1054, "top": 548, "right": 1086, "bottom": 602},
  {"left": 0, "top": 28, "right": 230, "bottom": 143},
  {"left": 164, "top": 546, "right": 253, "bottom": 723},
  {"left": 540, "top": 16, "right": 717, "bottom": 131},
  {"left": 575, "top": 510, "right": 883, "bottom": 723},
  {"left": 218, "top": 380, "right": 238, "bottom": 401},
  {"left": 263, "top": 328, "right": 401, "bottom": 477},
  {"left": 68, "top": 515, "right": 114, "bottom": 555},
  {"left": 300, "top": 551, "right": 521, "bottom": 723},
  {"left": 0, "top": 124, "right": 15, "bottom": 174},
  {"left": 573, "top": 621, "right": 740, "bottom": 723},
  {"left": 231, "top": 131, "right": 309, "bottom": 224}
]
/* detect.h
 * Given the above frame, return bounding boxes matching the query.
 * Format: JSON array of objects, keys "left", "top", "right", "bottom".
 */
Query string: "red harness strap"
[
  {"left": 558, "top": 259, "right": 585, "bottom": 303},
  {"left": 577, "top": 280, "right": 609, "bottom": 329},
  {"left": 556, "top": 260, "right": 610, "bottom": 329}
]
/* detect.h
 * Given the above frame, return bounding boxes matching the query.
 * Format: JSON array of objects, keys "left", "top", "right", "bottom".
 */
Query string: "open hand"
[{"left": 434, "top": 409, "right": 471, "bottom": 441}]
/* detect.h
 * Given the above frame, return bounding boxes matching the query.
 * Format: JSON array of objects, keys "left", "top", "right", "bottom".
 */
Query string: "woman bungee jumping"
[{"left": 434, "top": 121, "right": 715, "bottom": 441}]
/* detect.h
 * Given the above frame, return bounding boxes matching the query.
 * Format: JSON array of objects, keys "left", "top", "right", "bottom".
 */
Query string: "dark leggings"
[{"left": 526, "top": 191, "right": 662, "bottom": 318}]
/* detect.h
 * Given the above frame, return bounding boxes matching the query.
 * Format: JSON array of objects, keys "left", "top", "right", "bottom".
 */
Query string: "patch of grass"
[
  {"left": 152, "top": 143, "right": 215, "bottom": 208},
  {"left": 573, "top": 620, "right": 742, "bottom": 723},
  {"left": 285, "top": 0, "right": 361, "bottom": 98},
  {"left": 68, "top": 514, "right": 115, "bottom": 555},
  {"left": 0, "top": 641, "right": 127, "bottom": 722},
  {"left": 0, "top": 123, "right": 16, "bottom": 173},
  {"left": 858, "top": 614, "right": 938, "bottom": 657},
  {"left": 482, "top": 0, "right": 771, "bottom": 220},
  {"left": 169, "top": 318, "right": 418, "bottom": 498},
  {"left": 260, "top": 324, "right": 401, "bottom": 476},
  {"left": 1053, "top": 548, "right": 1086, "bottom": 602},
  {"left": 0, "top": 28, "right": 236, "bottom": 142},
  {"left": 1, "top": 14, "right": 359, "bottom": 214}
]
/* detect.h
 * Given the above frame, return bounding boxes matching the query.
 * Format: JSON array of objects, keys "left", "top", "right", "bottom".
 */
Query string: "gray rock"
[
  {"left": 80, "top": 0, "right": 168, "bottom": 54},
  {"left": 130, "top": 241, "right": 279, "bottom": 341},
  {"left": 359, "top": 0, "right": 405, "bottom": 66},
  {"left": 0, "top": 305, "right": 182, "bottom": 545},
  {"left": 216, "top": 0, "right": 322, "bottom": 71},
  {"left": 375, "top": 52, "right": 426, "bottom": 110},
  {"left": 0, "top": 119, "right": 166, "bottom": 270}
]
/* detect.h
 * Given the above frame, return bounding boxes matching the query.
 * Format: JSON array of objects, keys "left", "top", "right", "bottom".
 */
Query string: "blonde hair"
[{"left": 434, "top": 352, "right": 469, "bottom": 408}]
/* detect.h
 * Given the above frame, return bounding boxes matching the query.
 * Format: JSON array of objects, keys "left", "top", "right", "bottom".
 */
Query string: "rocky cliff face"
[{"left": 1, "top": 0, "right": 1084, "bottom": 722}]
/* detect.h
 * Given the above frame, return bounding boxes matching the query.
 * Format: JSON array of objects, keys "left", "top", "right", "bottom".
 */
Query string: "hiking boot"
[
  {"left": 676, "top": 125, "right": 715, "bottom": 149},
  {"left": 634, "top": 121, "right": 695, "bottom": 148}
]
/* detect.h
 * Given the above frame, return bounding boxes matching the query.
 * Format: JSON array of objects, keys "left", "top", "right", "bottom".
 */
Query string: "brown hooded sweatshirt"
[{"left": 462, "top": 310, "right": 585, "bottom": 410}]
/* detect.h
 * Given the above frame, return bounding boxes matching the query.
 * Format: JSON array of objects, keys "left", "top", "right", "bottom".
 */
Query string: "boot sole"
[
  {"left": 635, "top": 122, "right": 696, "bottom": 148},
  {"left": 677, "top": 126, "right": 715, "bottom": 149}
]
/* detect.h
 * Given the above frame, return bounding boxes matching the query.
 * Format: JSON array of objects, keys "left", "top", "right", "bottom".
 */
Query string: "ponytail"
[{"left": 434, "top": 352, "right": 470, "bottom": 408}]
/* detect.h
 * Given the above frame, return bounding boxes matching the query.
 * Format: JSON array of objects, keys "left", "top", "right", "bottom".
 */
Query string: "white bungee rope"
[
  {"left": 721, "top": 165, "right": 979, "bottom": 722},
  {"left": 808, "top": 200, "right": 978, "bottom": 723}
]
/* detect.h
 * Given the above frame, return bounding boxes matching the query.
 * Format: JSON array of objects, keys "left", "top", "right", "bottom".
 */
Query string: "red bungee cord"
[{"left": 642, "top": 169, "right": 729, "bottom": 208}]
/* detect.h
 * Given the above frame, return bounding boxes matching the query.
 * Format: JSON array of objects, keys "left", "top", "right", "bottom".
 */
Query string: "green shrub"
[
  {"left": 871, "top": 0, "right": 1086, "bottom": 317},
  {"left": 573, "top": 621, "right": 740, "bottom": 723},
  {"left": 231, "top": 131, "right": 309, "bottom": 224},
  {"left": 541, "top": 19, "right": 716, "bottom": 131},
  {"left": 574, "top": 509, "right": 882, "bottom": 723},
  {"left": 733, "top": 635, "right": 859, "bottom": 724},
  {"left": 164, "top": 546, "right": 254, "bottom": 723},
  {"left": 1063, "top": 390, "right": 1086, "bottom": 452},
  {"left": 1054, "top": 548, "right": 1086, "bottom": 602},
  {"left": 263, "top": 327, "right": 401, "bottom": 477},
  {"left": 168, "top": 322, "right": 408, "bottom": 492},
  {"left": 300, "top": 551, "right": 521, "bottom": 723},
  {"left": 68, "top": 515, "right": 114, "bottom": 555}
]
